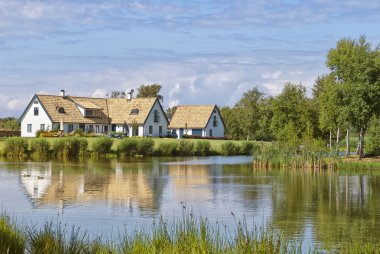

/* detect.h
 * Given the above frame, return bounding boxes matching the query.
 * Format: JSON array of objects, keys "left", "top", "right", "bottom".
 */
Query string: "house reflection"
[{"left": 19, "top": 160, "right": 168, "bottom": 213}]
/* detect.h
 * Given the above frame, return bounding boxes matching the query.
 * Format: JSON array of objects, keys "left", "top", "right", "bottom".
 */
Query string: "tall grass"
[
  {"left": 137, "top": 138, "right": 155, "bottom": 156},
  {"left": 221, "top": 141, "right": 239, "bottom": 156},
  {"left": 195, "top": 140, "right": 211, "bottom": 156},
  {"left": 52, "top": 137, "right": 88, "bottom": 159},
  {"left": 0, "top": 216, "right": 25, "bottom": 254},
  {"left": 3, "top": 137, "right": 28, "bottom": 157},
  {"left": 30, "top": 138, "right": 51, "bottom": 158},
  {"left": 91, "top": 137, "right": 113, "bottom": 157},
  {"left": 157, "top": 142, "right": 178, "bottom": 156},
  {"left": 177, "top": 140, "right": 194, "bottom": 156}
]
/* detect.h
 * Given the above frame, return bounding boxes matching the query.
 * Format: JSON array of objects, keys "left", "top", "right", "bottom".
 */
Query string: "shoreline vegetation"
[
  {"left": 1, "top": 211, "right": 380, "bottom": 254},
  {"left": 0, "top": 136, "right": 256, "bottom": 159}
]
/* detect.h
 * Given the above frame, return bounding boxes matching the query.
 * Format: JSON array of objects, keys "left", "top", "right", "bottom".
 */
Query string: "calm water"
[{"left": 1, "top": 156, "right": 380, "bottom": 250}]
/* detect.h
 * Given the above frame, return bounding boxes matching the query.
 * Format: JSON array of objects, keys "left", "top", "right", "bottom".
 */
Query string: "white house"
[
  {"left": 20, "top": 90, "right": 168, "bottom": 137},
  {"left": 168, "top": 105, "right": 225, "bottom": 138}
]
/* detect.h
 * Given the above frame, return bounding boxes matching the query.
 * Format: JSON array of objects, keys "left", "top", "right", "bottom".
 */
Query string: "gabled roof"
[
  {"left": 107, "top": 97, "right": 158, "bottom": 124},
  {"left": 168, "top": 105, "right": 218, "bottom": 129},
  {"left": 22, "top": 94, "right": 162, "bottom": 125},
  {"left": 36, "top": 95, "right": 110, "bottom": 124}
]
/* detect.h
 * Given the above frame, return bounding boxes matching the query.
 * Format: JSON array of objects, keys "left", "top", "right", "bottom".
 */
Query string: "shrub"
[
  {"left": 221, "top": 141, "right": 239, "bottom": 155},
  {"left": 137, "top": 138, "right": 155, "bottom": 155},
  {"left": 195, "top": 141, "right": 211, "bottom": 156},
  {"left": 117, "top": 138, "right": 138, "bottom": 156},
  {"left": 74, "top": 128, "right": 84, "bottom": 137},
  {"left": 52, "top": 137, "right": 88, "bottom": 158},
  {"left": 366, "top": 116, "right": 380, "bottom": 156},
  {"left": 240, "top": 141, "right": 258, "bottom": 155},
  {"left": 0, "top": 216, "right": 25, "bottom": 254},
  {"left": 30, "top": 138, "right": 51, "bottom": 158},
  {"left": 91, "top": 137, "right": 113, "bottom": 157},
  {"left": 158, "top": 142, "right": 178, "bottom": 156},
  {"left": 177, "top": 140, "right": 194, "bottom": 156},
  {"left": 4, "top": 137, "right": 28, "bottom": 157}
]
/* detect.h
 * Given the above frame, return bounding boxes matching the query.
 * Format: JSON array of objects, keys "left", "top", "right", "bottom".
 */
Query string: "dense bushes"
[
  {"left": 52, "top": 137, "right": 88, "bottom": 158},
  {"left": 177, "top": 140, "right": 194, "bottom": 156},
  {"left": 221, "top": 141, "right": 239, "bottom": 155},
  {"left": 157, "top": 142, "right": 178, "bottom": 156},
  {"left": 30, "top": 138, "right": 51, "bottom": 158},
  {"left": 3, "top": 137, "right": 28, "bottom": 157},
  {"left": 195, "top": 140, "right": 211, "bottom": 156},
  {"left": 117, "top": 138, "right": 139, "bottom": 156},
  {"left": 137, "top": 138, "right": 155, "bottom": 155},
  {"left": 91, "top": 137, "right": 113, "bottom": 157}
]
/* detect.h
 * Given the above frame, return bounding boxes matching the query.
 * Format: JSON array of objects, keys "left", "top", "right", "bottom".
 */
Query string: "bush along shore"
[
  {"left": 2, "top": 211, "right": 380, "bottom": 254},
  {"left": 0, "top": 137, "right": 256, "bottom": 159}
]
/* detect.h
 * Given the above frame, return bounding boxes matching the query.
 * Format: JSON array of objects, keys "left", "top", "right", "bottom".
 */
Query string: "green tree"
[
  {"left": 0, "top": 117, "right": 20, "bottom": 130},
  {"left": 326, "top": 36, "right": 380, "bottom": 159},
  {"left": 136, "top": 84, "right": 162, "bottom": 98}
]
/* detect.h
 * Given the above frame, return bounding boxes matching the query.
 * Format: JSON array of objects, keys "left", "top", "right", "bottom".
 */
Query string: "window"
[
  {"left": 159, "top": 126, "right": 162, "bottom": 135},
  {"left": 56, "top": 106, "right": 65, "bottom": 113},
  {"left": 104, "top": 125, "right": 108, "bottom": 133},
  {"left": 40, "top": 124, "right": 45, "bottom": 131},
  {"left": 27, "top": 124, "right": 32, "bottom": 133},
  {"left": 130, "top": 109, "right": 139, "bottom": 115},
  {"left": 213, "top": 115, "right": 218, "bottom": 127},
  {"left": 68, "top": 124, "right": 74, "bottom": 132},
  {"left": 86, "top": 110, "right": 101, "bottom": 118},
  {"left": 33, "top": 100, "right": 38, "bottom": 104},
  {"left": 88, "top": 125, "right": 94, "bottom": 132},
  {"left": 95, "top": 125, "right": 99, "bottom": 133},
  {"left": 154, "top": 110, "right": 160, "bottom": 122},
  {"left": 149, "top": 125, "right": 153, "bottom": 135},
  {"left": 34, "top": 107, "right": 39, "bottom": 116},
  {"left": 209, "top": 129, "right": 213, "bottom": 137}
]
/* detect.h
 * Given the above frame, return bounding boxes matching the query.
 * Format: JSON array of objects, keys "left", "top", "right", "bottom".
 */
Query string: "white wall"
[
  {"left": 143, "top": 100, "right": 168, "bottom": 137},
  {"left": 21, "top": 98, "right": 52, "bottom": 137},
  {"left": 204, "top": 109, "right": 224, "bottom": 137}
]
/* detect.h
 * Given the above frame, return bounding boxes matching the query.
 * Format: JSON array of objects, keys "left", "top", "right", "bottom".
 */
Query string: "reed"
[
  {"left": 3, "top": 137, "right": 28, "bottom": 157},
  {"left": 30, "top": 138, "right": 51, "bottom": 158},
  {"left": 91, "top": 137, "right": 113, "bottom": 157}
]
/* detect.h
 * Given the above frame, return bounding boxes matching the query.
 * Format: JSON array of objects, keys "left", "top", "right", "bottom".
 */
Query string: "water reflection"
[{"left": 1, "top": 157, "right": 380, "bottom": 250}]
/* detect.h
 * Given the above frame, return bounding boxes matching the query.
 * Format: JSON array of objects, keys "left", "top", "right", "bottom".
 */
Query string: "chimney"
[
  {"left": 127, "top": 89, "right": 134, "bottom": 100},
  {"left": 60, "top": 89, "right": 66, "bottom": 97}
]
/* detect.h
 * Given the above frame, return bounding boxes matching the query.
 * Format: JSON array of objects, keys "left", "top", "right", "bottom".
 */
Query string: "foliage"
[
  {"left": 91, "top": 137, "right": 113, "bottom": 157},
  {"left": 195, "top": 140, "right": 211, "bottom": 156},
  {"left": 0, "top": 216, "right": 25, "bottom": 254},
  {"left": 4, "top": 137, "right": 28, "bottom": 157},
  {"left": 30, "top": 138, "right": 51, "bottom": 158},
  {"left": 108, "top": 90, "right": 126, "bottom": 98},
  {"left": 166, "top": 106, "right": 177, "bottom": 121},
  {"left": 52, "top": 137, "right": 88, "bottom": 159},
  {"left": 0, "top": 117, "right": 20, "bottom": 131},
  {"left": 137, "top": 138, "right": 155, "bottom": 155},
  {"left": 117, "top": 138, "right": 139, "bottom": 156},
  {"left": 240, "top": 141, "right": 258, "bottom": 155},
  {"left": 221, "top": 141, "right": 239, "bottom": 155},
  {"left": 366, "top": 116, "right": 380, "bottom": 156},
  {"left": 136, "top": 84, "right": 162, "bottom": 98},
  {"left": 177, "top": 140, "right": 194, "bottom": 156},
  {"left": 157, "top": 142, "right": 178, "bottom": 156}
]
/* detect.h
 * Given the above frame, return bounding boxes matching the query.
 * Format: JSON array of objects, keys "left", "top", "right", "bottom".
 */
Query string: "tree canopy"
[{"left": 136, "top": 84, "right": 162, "bottom": 98}]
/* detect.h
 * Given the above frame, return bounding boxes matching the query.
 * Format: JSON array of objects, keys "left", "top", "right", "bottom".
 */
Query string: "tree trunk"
[
  {"left": 345, "top": 128, "right": 350, "bottom": 157},
  {"left": 336, "top": 127, "right": 340, "bottom": 156},
  {"left": 329, "top": 129, "right": 332, "bottom": 155},
  {"left": 358, "top": 127, "right": 364, "bottom": 160}
]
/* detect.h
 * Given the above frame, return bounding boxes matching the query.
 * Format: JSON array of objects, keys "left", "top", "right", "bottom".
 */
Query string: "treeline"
[
  {"left": 0, "top": 117, "right": 20, "bottom": 130},
  {"left": 1, "top": 137, "right": 256, "bottom": 158},
  {"left": 221, "top": 36, "right": 380, "bottom": 160}
]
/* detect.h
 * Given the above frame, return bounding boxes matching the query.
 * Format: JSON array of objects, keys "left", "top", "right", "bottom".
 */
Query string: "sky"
[{"left": 1, "top": 0, "right": 380, "bottom": 117}]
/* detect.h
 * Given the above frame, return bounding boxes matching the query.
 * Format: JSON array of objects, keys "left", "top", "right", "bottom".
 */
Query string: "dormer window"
[
  {"left": 56, "top": 106, "right": 65, "bottom": 113},
  {"left": 154, "top": 110, "right": 160, "bottom": 123},
  {"left": 86, "top": 109, "right": 101, "bottom": 118},
  {"left": 130, "top": 109, "right": 139, "bottom": 115},
  {"left": 33, "top": 100, "right": 39, "bottom": 104}
]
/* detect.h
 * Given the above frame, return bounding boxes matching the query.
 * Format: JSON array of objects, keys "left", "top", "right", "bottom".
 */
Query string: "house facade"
[
  {"left": 20, "top": 90, "right": 168, "bottom": 137},
  {"left": 168, "top": 105, "right": 225, "bottom": 139}
]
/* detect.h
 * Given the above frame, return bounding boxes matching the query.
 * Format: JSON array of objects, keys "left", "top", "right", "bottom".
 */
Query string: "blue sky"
[{"left": 1, "top": 0, "right": 380, "bottom": 117}]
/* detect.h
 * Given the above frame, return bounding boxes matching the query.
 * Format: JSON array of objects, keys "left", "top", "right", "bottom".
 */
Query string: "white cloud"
[
  {"left": 92, "top": 88, "right": 107, "bottom": 98},
  {"left": 6, "top": 99, "right": 23, "bottom": 110},
  {"left": 261, "top": 71, "right": 282, "bottom": 80}
]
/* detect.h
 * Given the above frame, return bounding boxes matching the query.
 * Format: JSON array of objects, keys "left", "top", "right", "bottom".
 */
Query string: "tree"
[
  {"left": 166, "top": 106, "right": 177, "bottom": 121},
  {"left": 107, "top": 91, "right": 126, "bottom": 98},
  {"left": 136, "top": 84, "right": 162, "bottom": 98},
  {"left": 0, "top": 117, "right": 20, "bottom": 130},
  {"left": 326, "top": 36, "right": 380, "bottom": 159}
]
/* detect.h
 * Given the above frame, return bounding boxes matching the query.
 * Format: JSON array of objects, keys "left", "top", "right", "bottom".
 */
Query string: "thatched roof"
[
  {"left": 35, "top": 95, "right": 158, "bottom": 125},
  {"left": 107, "top": 97, "right": 157, "bottom": 124},
  {"left": 168, "top": 105, "right": 216, "bottom": 129}
]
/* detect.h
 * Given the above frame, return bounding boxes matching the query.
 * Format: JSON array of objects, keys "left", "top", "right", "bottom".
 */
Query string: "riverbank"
[{"left": 1, "top": 212, "right": 379, "bottom": 254}]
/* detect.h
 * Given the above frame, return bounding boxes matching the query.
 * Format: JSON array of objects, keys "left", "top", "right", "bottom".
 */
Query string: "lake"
[{"left": 1, "top": 156, "right": 380, "bottom": 251}]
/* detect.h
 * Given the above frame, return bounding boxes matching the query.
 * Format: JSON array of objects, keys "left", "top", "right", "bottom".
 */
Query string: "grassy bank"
[{"left": 1, "top": 212, "right": 380, "bottom": 254}]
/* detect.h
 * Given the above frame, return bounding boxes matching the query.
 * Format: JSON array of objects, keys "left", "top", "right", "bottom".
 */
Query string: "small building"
[
  {"left": 20, "top": 90, "right": 168, "bottom": 137},
  {"left": 168, "top": 105, "right": 225, "bottom": 138}
]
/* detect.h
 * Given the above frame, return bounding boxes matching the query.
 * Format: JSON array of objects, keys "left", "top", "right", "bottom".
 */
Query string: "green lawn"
[{"left": 0, "top": 137, "right": 247, "bottom": 153}]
